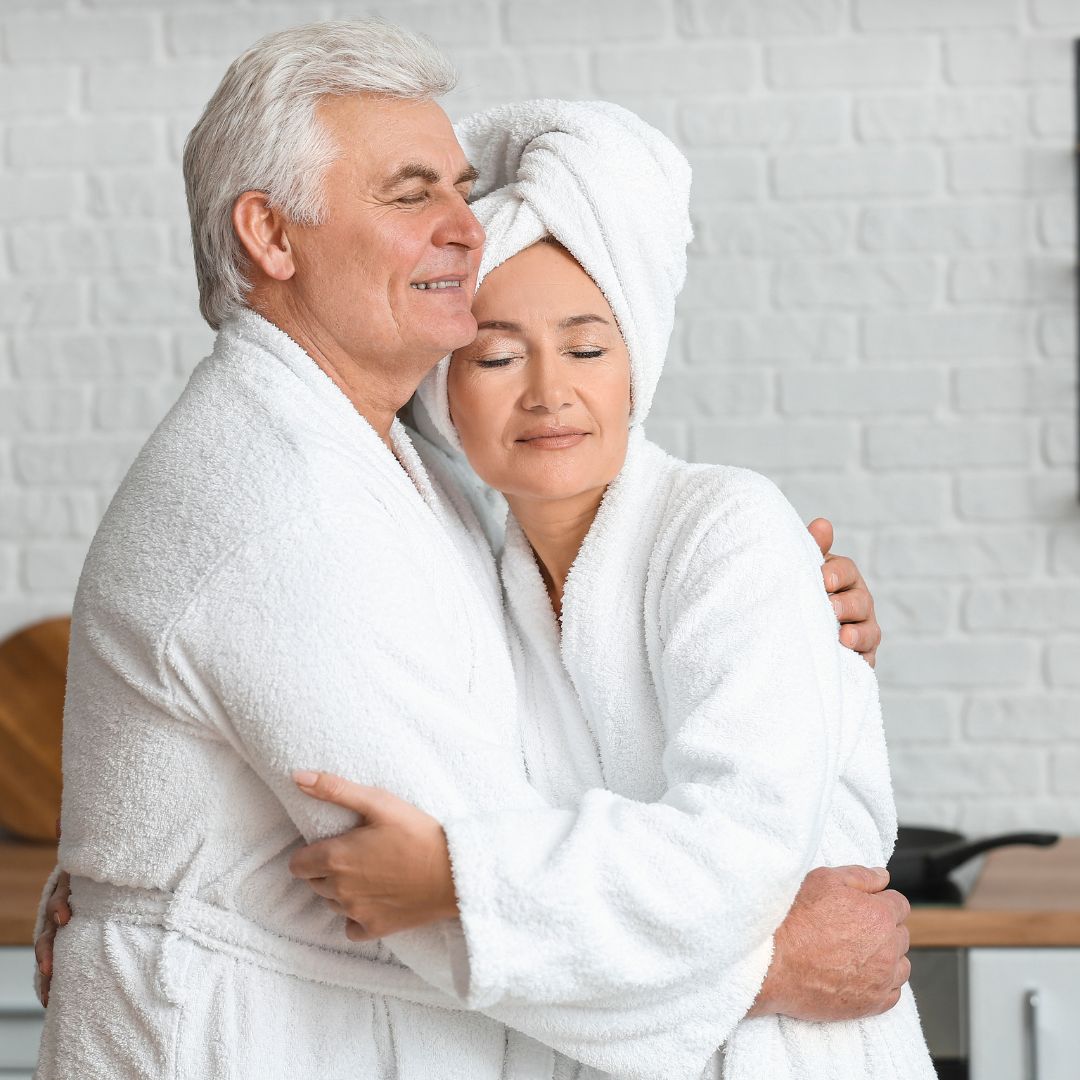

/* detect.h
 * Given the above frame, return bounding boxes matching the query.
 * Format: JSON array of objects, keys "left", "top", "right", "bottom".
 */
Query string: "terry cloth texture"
[
  {"left": 34, "top": 310, "right": 826, "bottom": 1080},
  {"left": 494, "top": 427, "right": 938, "bottom": 1079},
  {"left": 414, "top": 98, "right": 692, "bottom": 451}
]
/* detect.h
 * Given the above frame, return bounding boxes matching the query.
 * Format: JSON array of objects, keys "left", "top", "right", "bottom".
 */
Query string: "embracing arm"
[
  {"left": 32, "top": 517, "right": 880, "bottom": 1001},
  {"left": 289, "top": 475, "right": 888, "bottom": 1077}
]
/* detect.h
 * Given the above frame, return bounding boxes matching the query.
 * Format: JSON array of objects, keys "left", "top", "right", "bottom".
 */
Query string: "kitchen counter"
[
  {"left": 0, "top": 841, "right": 54, "bottom": 946},
  {"left": 908, "top": 836, "right": 1080, "bottom": 947}
]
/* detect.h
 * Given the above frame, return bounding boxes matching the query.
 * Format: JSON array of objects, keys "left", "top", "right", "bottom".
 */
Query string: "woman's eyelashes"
[
  {"left": 470, "top": 344, "right": 607, "bottom": 368},
  {"left": 475, "top": 355, "right": 520, "bottom": 368}
]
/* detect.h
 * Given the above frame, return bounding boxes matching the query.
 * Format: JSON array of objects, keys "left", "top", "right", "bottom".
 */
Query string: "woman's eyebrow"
[
  {"left": 476, "top": 319, "right": 523, "bottom": 331},
  {"left": 558, "top": 314, "right": 610, "bottom": 329}
]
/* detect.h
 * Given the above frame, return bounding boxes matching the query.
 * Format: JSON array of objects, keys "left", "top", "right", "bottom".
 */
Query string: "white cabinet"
[
  {"left": 0, "top": 947, "right": 43, "bottom": 1079},
  {"left": 970, "top": 949, "right": 1080, "bottom": 1080}
]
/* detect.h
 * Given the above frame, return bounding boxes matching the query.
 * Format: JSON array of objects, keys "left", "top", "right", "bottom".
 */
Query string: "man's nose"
[{"left": 435, "top": 196, "right": 485, "bottom": 251}]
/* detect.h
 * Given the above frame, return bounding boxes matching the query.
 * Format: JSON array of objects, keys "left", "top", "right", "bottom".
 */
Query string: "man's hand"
[
  {"left": 289, "top": 771, "right": 458, "bottom": 941},
  {"left": 808, "top": 517, "right": 881, "bottom": 667},
  {"left": 748, "top": 865, "right": 911, "bottom": 1022},
  {"left": 34, "top": 816, "right": 72, "bottom": 1008}
]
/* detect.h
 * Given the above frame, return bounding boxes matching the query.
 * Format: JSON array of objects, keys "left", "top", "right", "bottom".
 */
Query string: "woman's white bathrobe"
[
  {"left": 494, "top": 428, "right": 937, "bottom": 1080},
  {"left": 35, "top": 310, "right": 867, "bottom": 1080}
]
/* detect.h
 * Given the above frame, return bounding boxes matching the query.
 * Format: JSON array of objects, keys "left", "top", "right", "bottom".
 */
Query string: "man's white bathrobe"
[
  {"left": 37, "top": 311, "right": 853, "bottom": 1080},
  {"left": 497, "top": 428, "right": 937, "bottom": 1080}
]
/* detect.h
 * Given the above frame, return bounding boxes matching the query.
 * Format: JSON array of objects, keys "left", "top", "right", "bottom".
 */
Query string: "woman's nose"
[{"left": 522, "top": 354, "right": 574, "bottom": 414}]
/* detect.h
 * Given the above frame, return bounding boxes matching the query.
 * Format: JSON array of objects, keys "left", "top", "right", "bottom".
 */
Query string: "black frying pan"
[{"left": 886, "top": 826, "right": 1059, "bottom": 903}]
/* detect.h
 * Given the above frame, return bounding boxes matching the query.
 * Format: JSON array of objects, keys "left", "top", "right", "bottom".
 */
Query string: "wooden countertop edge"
[
  {"left": 0, "top": 915, "right": 37, "bottom": 948},
  {"left": 908, "top": 908, "right": 1080, "bottom": 948}
]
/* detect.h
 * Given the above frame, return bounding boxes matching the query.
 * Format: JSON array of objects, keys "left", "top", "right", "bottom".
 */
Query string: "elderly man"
[{"left": 34, "top": 19, "right": 902, "bottom": 1080}]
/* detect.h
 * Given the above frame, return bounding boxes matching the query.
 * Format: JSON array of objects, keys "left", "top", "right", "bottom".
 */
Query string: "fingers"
[
  {"left": 47, "top": 873, "right": 73, "bottom": 927},
  {"left": 823, "top": 554, "right": 859, "bottom": 594},
  {"left": 831, "top": 864, "right": 891, "bottom": 893},
  {"left": 897, "top": 922, "right": 911, "bottom": 956},
  {"left": 288, "top": 838, "right": 337, "bottom": 880},
  {"left": 304, "top": 876, "right": 337, "bottom": 901},
  {"left": 894, "top": 954, "right": 912, "bottom": 990},
  {"left": 878, "top": 888, "right": 912, "bottom": 926},
  {"left": 807, "top": 517, "right": 834, "bottom": 559},
  {"left": 35, "top": 921, "right": 56, "bottom": 979},
  {"left": 293, "top": 770, "right": 390, "bottom": 820},
  {"left": 831, "top": 584, "right": 872, "bottom": 626}
]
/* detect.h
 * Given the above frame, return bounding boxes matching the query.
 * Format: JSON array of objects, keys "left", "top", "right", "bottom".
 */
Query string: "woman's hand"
[
  {"left": 35, "top": 814, "right": 72, "bottom": 1008},
  {"left": 288, "top": 771, "right": 459, "bottom": 941},
  {"left": 807, "top": 518, "right": 881, "bottom": 667}
]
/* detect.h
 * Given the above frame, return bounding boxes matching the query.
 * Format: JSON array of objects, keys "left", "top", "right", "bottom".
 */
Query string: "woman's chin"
[{"left": 498, "top": 471, "right": 607, "bottom": 507}]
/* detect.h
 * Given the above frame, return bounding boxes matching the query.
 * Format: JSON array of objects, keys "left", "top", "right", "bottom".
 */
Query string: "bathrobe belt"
[
  {"left": 70, "top": 876, "right": 463, "bottom": 1007},
  {"left": 68, "top": 876, "right": 560, "bottom": 1079}
]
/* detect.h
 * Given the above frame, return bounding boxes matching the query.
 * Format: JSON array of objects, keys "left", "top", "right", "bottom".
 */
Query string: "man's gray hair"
[{"left": 183, "top": 19, "right": 457, "bottom": 329}]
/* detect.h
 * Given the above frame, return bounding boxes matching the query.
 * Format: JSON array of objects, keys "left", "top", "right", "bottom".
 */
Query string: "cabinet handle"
[{"left": 1023, "top": 989, "right": 1040, "bottom": 1080}]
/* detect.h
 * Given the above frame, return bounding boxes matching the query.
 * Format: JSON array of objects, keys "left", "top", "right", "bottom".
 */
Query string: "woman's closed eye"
[
  {"left": 475, "top": 355, "right": 521, "bottom": 368},
  {"left": 568, "top": 348, "right": 605, "bottom": 359}
]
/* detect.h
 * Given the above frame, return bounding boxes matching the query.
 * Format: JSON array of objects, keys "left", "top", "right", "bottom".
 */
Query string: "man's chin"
[{"left": 433, "top": 311, "right": 479, "bottom": 356}]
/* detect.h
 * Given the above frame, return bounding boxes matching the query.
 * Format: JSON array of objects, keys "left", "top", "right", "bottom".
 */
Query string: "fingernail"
[
  {"left": 828, "top": 573, "right": 839, "bottom": 590},
  {"left": 831, "top": 598, "right": 842, "bottom": 617},
  {"left": 53, "top": 912, "right": 61, "bottom": 926},
  {"left": 293, "top": 770, "right": 319, "bottom": 787}
]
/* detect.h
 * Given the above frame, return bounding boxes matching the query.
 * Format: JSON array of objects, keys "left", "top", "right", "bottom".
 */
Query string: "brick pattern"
[{"left": 0, "top": 0, "right": 1077, "bottom": 833}]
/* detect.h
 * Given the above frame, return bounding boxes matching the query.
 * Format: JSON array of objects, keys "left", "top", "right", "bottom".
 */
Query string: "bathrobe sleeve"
[
  {"left": 437, "top": 469, "right": 847, "bottom": 1079},
  {"left": 160, "top": 500, "right": 541, "bottom": 845}
]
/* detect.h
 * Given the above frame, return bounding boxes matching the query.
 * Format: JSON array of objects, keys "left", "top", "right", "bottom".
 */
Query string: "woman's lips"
[{"left": 516, "top": 428, "right": 589, "bottom": 450}]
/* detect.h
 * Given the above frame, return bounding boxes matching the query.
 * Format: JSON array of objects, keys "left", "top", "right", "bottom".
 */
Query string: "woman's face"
[{"left": 447, "top": 241, "right": 631, "bottom": 505}]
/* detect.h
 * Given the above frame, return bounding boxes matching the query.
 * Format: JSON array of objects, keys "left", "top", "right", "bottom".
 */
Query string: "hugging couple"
[{"left": 33, "top": 17, "right": 934, "bottom": 1080}]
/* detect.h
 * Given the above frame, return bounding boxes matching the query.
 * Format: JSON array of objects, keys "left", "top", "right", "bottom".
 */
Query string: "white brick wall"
[{"left": 1, "top": 0, "right": 1077, "bottom": 835}]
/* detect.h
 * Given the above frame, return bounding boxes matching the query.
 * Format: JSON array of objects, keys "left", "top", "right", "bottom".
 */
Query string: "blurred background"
[{"left": 0, "top": 2, "right": 1078, "bottom": 1076}]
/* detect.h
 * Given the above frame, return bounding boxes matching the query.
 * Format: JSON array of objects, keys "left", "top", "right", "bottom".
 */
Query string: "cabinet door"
[
  {"left": 969, "top": 949, "right": 1080, "bottom": 1080},
  {"left": 0, "top": 946, "right": 44, "bottom": 1078}
]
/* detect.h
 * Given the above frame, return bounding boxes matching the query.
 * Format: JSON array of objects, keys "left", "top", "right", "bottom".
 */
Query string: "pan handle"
[{"left": 925, "top": 831, "right": 1059, "bottom": 878}]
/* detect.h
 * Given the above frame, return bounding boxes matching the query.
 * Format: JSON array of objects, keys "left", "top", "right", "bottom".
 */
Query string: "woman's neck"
[{"left": 506, "top": 487, "right": 606, "bottom": 619}]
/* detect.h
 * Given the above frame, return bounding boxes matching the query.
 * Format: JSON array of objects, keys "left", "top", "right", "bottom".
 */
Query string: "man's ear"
[{"left": 232, "top": 190, "right": 296, "bottom": 281}]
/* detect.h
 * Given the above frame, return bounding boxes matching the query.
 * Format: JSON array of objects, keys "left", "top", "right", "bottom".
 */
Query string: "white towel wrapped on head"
[{"left": 416, "top": 99, "right": 692, "bottom": 450}]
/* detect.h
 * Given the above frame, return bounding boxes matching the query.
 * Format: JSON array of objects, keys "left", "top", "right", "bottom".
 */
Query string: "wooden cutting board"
[{"left": 0, "top": 618, "right": 69, "bottom": 842}]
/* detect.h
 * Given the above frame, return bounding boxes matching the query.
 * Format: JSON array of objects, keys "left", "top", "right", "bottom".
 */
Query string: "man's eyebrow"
[
  {"left": 558, "top": 313, "right": 611, "bottom": 329},
  {"left": 382, "top": 162, "right": 441, "bottom": 189},
  {"left": 476, "top": 319, "right": 523, "bottom": 332},
  {"left": 381, "top": 162, "right": 480, "bottom": 190}
]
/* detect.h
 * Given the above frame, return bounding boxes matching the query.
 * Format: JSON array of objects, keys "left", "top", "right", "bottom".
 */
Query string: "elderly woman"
[{"left": 293, "top": 101, "right": 937, "bottom": 1078}]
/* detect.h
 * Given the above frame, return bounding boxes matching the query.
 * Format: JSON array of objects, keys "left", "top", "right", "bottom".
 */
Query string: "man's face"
[{"left": 284, "top": 95, "right": 485, "bottom": 373}]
